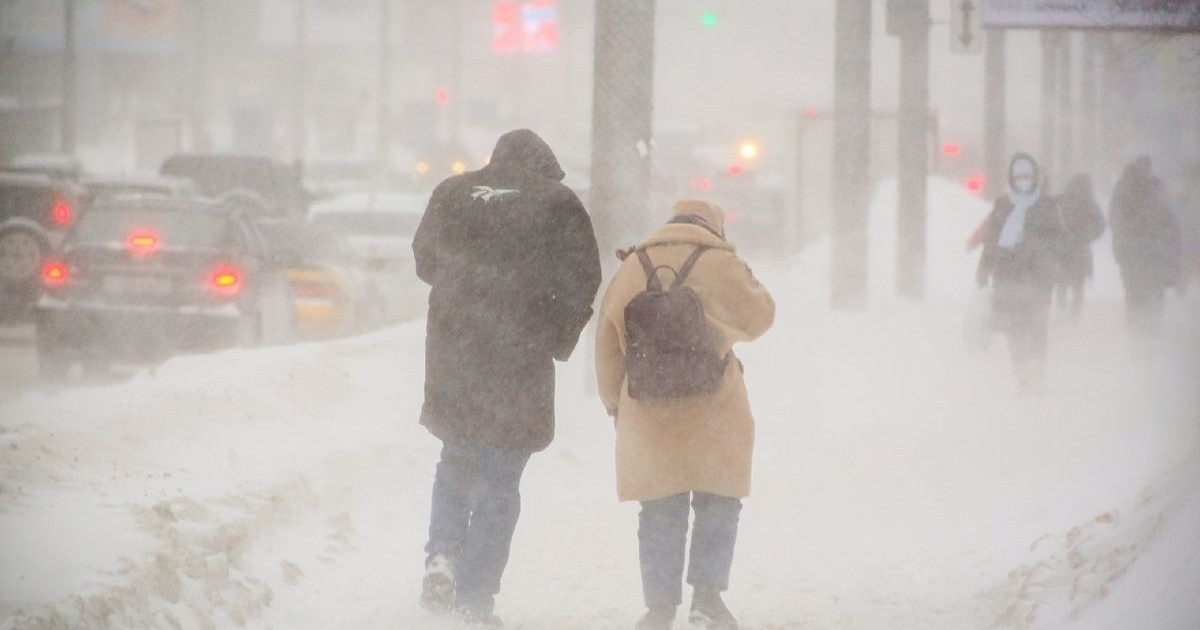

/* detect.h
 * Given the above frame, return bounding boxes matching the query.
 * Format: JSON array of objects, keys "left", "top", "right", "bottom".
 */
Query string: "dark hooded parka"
[
  {"left": 1109, "top": 157, "right": 1182, "bottom": 294},
  {"left": 413, "top": 129, "right": 601, "bottom": 452},
  {"left": 1056, "top": 174, "right": 1106, "bottom": 284}
]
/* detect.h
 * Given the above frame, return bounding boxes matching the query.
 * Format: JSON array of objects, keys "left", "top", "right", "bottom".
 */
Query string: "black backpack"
[{"left": 624, "top": 245, "right": 729, "bottom": 401}]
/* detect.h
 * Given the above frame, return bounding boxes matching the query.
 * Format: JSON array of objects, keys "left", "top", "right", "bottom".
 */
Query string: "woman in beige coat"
[{"left": 595, "top": 199, "right": 775, "bottom": 630}]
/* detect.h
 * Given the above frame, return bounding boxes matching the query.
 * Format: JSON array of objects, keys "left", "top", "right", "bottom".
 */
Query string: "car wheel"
[{"left": 0, "top": 229, "right": 45, "bottom": 285}]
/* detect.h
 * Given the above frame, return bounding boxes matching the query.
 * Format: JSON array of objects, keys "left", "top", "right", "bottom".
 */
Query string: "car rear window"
[
  {"left": 310, "top": 211, "right": 420, "bottom": 237},
  {"left": 72, "top": 208, "right": 229, "bottom": 249},
  {"left": 259, "top": 222, "right": 351, "bottom": 263}
]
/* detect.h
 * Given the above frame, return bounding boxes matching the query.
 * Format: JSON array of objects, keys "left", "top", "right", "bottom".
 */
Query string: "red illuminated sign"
[{"left": 494, "top": 1, "right": 558, "bottom": 55}]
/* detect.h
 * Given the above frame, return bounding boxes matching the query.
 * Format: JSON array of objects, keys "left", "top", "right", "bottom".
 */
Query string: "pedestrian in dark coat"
[
  {"left": 1109, "top": 156, "right": 1182, "bottom": 335},
  {"left": 1054, "top": 174, "right": 1106, "bottom": 321},
  {"left": 976, "top": 153, "right": 1066, "bottom": 392},
  {"left": 413, "top": 129, "right": 601, "bottom": 624}
]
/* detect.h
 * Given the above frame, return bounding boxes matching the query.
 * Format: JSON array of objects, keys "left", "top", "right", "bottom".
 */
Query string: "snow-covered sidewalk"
[{"left": 2, "top": 179, "right": 1198, "bottom": 629}]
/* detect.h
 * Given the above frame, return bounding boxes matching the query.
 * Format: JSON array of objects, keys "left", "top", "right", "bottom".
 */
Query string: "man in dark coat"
[
  {"left": 413, "top": 129, "right": 601, "bottom": 624},
  {"left": 1055, "top": 174, "right": 1106, "bottom": 321},
  {"left": 1109, "top": 156, "right": 1182, "bottom": 335},
  {"left": 976, "top": 153, "right": 1066, "bottom": 393}
]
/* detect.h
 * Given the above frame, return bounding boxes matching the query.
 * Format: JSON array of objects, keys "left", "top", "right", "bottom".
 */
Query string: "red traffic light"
[
  {"left": 728, "top": 163, "right": 744, "bottom": 177},
  {"left": 941, "top": 142, "right": 963, "bottom": 157},
  {"left": 435, "top": 87, "right": 451, "bottom": 105},
  {"left": 804, "top": 107, "right": 817, "bottom": 119}
]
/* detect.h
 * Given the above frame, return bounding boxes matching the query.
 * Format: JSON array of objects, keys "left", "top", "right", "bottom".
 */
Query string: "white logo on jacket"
[{"left": 471, "top": 186, "right": 520, "bottom": 203}]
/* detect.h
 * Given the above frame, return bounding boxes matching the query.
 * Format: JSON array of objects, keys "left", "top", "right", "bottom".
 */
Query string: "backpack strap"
[
  {"left": 635, "top": 249, "right": 664, "bottom": 292},
  {"left": 670, "top": 246, "right": 710, "bottom": 290}
]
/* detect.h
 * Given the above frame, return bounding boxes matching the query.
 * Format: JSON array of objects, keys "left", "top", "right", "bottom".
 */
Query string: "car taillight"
[
  {"left": 127, "top": 231, "right": 161, "bottom": 256},
  {"left": 209, "top": 266, "right": 242, "bottom": 298},
  {"left": 41, "top": 260, "right": 70, "bottom": 288},
  {"left": 49, "top": 196, "right": 73, "bottom": 228}
]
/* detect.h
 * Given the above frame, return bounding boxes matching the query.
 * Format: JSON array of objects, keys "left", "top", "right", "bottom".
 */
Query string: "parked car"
[
  {"left": 160, "top": 153, "right": 310, "bottom": 219},
  {"left": 0, "top": 172, "right": 85, "bottom": 321},
  {"left": 256, "top": 218, "right": 384, "bottom": 339},
  {"left": 81, "top": 174, "right": 201, "bottom": 205},
  {"left": 307, "top": 192, "right": 426, "bottom": 321},
  {"left": 35, "top": 196, "right": 294, "bottom": 380},
  {"left": 3, "top": 153, "right": 85, "bottom": 181}
]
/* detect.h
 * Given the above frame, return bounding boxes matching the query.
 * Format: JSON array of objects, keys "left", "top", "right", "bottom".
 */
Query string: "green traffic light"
[{"left": 701, "top": 11, "right": 717, "bottom": 28}]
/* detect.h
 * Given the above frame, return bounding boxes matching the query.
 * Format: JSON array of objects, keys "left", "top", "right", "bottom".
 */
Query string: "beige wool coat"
[{"left": 595, "top": 222, "right": 775, "bottom": 502}]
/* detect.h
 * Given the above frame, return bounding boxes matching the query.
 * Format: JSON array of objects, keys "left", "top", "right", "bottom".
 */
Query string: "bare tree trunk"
[
  {"left": 832, "top": 0, "right": 873, "bottom": 310},
  {"left": 590, "top": 0, "right": 656, "bottom": 269}
]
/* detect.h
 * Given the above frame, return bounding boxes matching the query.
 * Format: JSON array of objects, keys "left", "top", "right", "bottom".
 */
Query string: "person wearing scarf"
[{"left": 975, "top": 153, "right": 1067, "bottom": 392}]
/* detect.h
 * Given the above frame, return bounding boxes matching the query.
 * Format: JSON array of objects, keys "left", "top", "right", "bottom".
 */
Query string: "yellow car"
[{"left": 257, "top": 219, "right": 383, "bottom": 340}]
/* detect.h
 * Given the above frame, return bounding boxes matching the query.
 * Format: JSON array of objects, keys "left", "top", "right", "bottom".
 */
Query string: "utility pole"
[
  {"left": 377, "top": 0, "right": 391, "bottom": 183},
  {"left": 832, "top": 0, "right": 872, "bottom": 310},
  {"left": 984, "top": 29, "right": 1007, "bottom": 198},
  {"left": 188, "top": 0, "right": 210, "bottom": 151},
  {"left": 1057, "top": 32, "right": 1073, "bottom": 189},
  {"left": 292, "top": 0, "right": 308, "bottom": 165},
  {"left": 61, "top": 0, "right": 77, "bottom": 153},
  {"left": 893, "top": 0, "right": 930, "bottom": 300},
  {"left": 1039, "top": 31, "right": 1059, "bottom": 187},
  {"left": 590, "top": 0, "right": 656, "bottom": 267},
  {"left": 1080, "top": 32, "right": 1099, "bottom": 179}
]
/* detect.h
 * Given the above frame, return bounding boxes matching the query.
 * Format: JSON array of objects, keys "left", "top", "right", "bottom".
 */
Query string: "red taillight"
[
  {"left": 209, "top": 267, "right": 242, "bottom": 297},
  {"left": 127, "top": 231, "right": 161, "bottom": 256},
  {"left": 41, "top": 260, "right": 69, "bottom": 288},
  {"left": 49, "top": 196, "right": 73, "bottom": 227}
]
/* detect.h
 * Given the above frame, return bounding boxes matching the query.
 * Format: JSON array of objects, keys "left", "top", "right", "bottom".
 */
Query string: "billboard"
[{"left": 981, "top": 0, "right": 1200, "bottom": 31}]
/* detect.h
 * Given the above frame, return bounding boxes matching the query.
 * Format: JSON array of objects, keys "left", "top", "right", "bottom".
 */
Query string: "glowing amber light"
[
  {"left": 41, "top": 260, "right": 69, "bottom": 287},
  {"left": 739, "top": 141, "right": 759, "bottom": 161},
  {"left": 451, "top": 160, "right": 467, "bottom": 175},
  {"left": 416, "top": 161, "right": 431, "bottom": 175}
]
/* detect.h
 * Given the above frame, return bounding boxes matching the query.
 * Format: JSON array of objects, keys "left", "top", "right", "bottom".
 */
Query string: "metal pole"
[
  {"left": 794, "top": 117, "right": 806, "bottom": 247},
  {"left": 61, "top": 0, "right": 77, "bottom": 153},
  {"left": 590, "top": 0, "right": 656, "bottom": 269},
  {"left": 1080, "top": 32, "right": 1099, "bottom": 179},
  {"left": 292, "top": 0, "right": 308, "bottom": 164},
  {"left": 897, "top": 0, "right": 930, "bottom": 300},
  {"left": 377, "top": 0, "right": 391, "bottom": 183},
  {"left": 832, "top": 0, "right": 872, "bottom": 310},
  {"left": 1057, "top": 32, "right": 1073, "bottom": 190},
  {"left": 984, "top": 29, "right": 1007, "bottom": 198},
  {"left": 1040, "top": 31, "right": 1058, "bottom": 188}
]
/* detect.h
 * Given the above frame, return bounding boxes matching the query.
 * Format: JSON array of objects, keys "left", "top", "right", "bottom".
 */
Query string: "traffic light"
[
  {"left": 941, "top": 142, "right": 962, "bottom": 157},
  {"left": 701, "top": 11, "right": 717, "bottom": 28},
  {"left": 728, "top": 163, "right": 744, "bottom": 177},
  {"left": 804, "top": 107, "right": 818, "bottom": 119},
  {"left": 435, "top": 87, "right": 451, "bottom": 105}
]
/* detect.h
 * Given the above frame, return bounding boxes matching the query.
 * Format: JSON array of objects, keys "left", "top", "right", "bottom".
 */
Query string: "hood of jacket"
[{"left": 489, "top": 129, "right": 566, "bottom": 181}]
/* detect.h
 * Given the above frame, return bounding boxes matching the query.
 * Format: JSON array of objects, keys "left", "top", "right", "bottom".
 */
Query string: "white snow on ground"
[{"left": 1, "top": 178, "right": 1198, "bottom": 630}]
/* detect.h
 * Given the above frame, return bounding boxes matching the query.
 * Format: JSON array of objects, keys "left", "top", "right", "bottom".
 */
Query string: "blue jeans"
[
  {"left": 639, "top": 492, "right": 743, "bottom": 607},
  {"left": 426, "top": 441, "right": 532, "bottom": 612}
]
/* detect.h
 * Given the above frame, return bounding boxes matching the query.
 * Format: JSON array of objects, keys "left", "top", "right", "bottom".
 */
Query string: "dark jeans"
[
  {"left": 426, "top": 441, "right": 532, "bottom": 612},
  {"left": 639, "top": 492, "right": 743, "bottom": 608}
]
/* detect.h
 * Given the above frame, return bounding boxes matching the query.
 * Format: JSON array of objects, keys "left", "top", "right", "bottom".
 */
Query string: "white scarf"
[{"left": 998, "top": 160, "right": 1040, "bottom": 249}]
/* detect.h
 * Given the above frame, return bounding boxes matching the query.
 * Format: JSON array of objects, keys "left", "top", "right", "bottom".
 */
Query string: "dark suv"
[
  {"left": 0, "top": 172, "right": 84, "bottom": 320},
  {"left": 35, "top": 196, "right": 294, "bottom": 379}
]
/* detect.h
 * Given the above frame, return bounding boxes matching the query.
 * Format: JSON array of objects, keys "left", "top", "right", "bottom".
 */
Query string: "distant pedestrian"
[
  {"left": 413, "top": 129, "right": 602, "bottom": 625},
  {"left": 975, "top": 153, "right": 1066, "bottom": 393},
  {"left": 1054, "top": 174, "right": 1106, "bottom": 321},
  {"left": 595, "top": 199, "right": 775, "bottom": 630},
  {"left": 1109, "top": 156, "right": 1182, "bottom": 335}
]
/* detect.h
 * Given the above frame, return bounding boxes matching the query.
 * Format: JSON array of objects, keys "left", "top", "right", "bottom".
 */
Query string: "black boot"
[
  {"left": 636, "top": 605, "right": 676, "bottom": 630},
  {"left": 689, "top": 585, "right": 737, "bottom": 630}
]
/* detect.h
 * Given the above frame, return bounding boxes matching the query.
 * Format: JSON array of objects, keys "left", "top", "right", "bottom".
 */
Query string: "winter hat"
[
  {"left": 669, "top": 198, "right": 726, "bottom": 239},
  {"left": 490, "top": 129, "right": 566, "bottom": 181}
]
